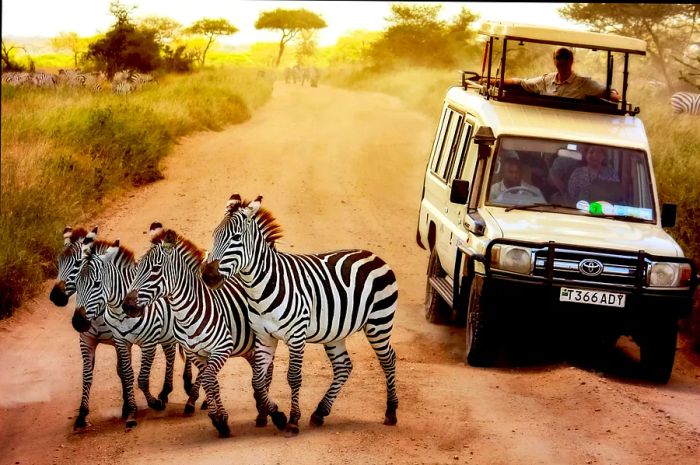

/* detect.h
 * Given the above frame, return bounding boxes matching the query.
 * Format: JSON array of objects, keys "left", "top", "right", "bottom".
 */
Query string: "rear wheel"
[
  {"left": 465, "top": 276, "right": 495, "bottom": 366},
  {"left": 639, "top": 317, "right": 678, "bottom": 383},
  {"left": 425, "top": 248, "right": 450, "bottom": 324}
]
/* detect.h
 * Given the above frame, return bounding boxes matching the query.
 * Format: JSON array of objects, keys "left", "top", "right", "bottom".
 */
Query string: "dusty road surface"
[{"left": 1, "top": 83, "right": 699, "bottom": 465}]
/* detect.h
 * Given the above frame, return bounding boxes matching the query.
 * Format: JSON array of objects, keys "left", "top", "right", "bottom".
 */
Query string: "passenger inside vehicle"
[{"left": 489, "top": 151, "right": 546, "bottom": 204}]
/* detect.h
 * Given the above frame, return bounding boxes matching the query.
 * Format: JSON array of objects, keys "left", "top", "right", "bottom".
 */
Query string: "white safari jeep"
[{"left": 416, "top": 22, "right": 698, "bottom": 383}]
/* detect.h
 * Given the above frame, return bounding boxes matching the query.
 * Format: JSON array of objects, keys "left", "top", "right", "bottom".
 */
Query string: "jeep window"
[
  {"left": 485, "top": 136, "right": 655, "bottom": 222},
  {"left": 430, "top": 108, "right": 464, "bottom": 181},
  {"left": 451, "top": 122, "right": 474, "bottom": 182}
]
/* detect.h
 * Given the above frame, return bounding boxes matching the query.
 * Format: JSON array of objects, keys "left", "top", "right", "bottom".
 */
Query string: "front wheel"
[
  {"left": 465, "top": 276, "right": 495, "bottom": 366},
  {"left": 639, "top": 317, "right": 678, "bottom": 383},
  {"left": 425, "top": 248, "right": 450, "bottom": 324}
]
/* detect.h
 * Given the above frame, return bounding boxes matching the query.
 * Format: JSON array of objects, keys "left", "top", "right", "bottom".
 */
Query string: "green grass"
[
  {"left": 325, "top": 65, "right": 700, "bottom": 345},
  {"left": 0, "top": 67, "right": 273, "bottom": 317}
]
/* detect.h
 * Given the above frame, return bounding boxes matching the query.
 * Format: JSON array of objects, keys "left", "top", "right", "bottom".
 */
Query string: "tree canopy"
[
  {"left": 185, "top": 18, "right": 238, "bottom": 67},
  {"left": 254, "top": 8, "right": 327, "bottom": 66},
  {"left": 51, "top": 32, "right": 90, "bottom": 68},
  {"left": 560, "top": 3, "right": 700, "bottom": 91}
]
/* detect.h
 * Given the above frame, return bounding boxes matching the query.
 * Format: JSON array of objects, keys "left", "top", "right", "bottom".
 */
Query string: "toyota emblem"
[{"left": 579, "top": 259, "right": 604, "bottom": 276}]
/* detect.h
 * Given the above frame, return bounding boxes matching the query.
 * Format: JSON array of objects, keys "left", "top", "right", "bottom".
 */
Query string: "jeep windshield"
[{"left": 485, "top": 136, "right": 655, "bottom": 222}]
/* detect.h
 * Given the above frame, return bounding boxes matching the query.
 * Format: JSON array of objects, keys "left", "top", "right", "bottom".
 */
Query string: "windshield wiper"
[{"left": 504, "top": 203, "right": 579, "bottom": 212}]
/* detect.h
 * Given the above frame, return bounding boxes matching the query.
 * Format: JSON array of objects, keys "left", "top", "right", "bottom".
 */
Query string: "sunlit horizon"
[{"left": 1, "top": 1, "right": 586, "bottom": 47}]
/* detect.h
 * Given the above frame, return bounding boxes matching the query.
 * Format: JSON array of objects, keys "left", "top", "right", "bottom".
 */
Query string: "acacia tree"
[
  {"left": 139, "top": 15, "right": 182, "bottom": 47},
  {"left": 185, "top": 18, "right": 238, "bottom": 67},
  {"left": 255, "top": 8, "right": 327, "bottom": 67},
  {"left": 51, "top": 32, "right": 89, "bottom": 68},
  {"left": 560, "top": 3, "right": 700, "bottom": 91},
  {"left": 1, "top": 40, "right": 26, "bottom": 71}
]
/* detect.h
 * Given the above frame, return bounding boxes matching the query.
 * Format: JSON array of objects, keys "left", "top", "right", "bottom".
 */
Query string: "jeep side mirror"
[
  {"left": 661, "top": 203, "right": 676, "bottom": 228},
  {"left": 450, "top": 179, "right": 470, "bottom": 205}
]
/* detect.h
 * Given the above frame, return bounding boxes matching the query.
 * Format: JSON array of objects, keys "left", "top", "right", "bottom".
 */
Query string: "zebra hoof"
[
  {"left": 201, "top": 400, "right": 208, "bottom": 410},
  {"left": 255, "top": 415, "right": 268, "bottom": 427},
  {"left": 209, "top": 414, "right": 231, "bottom": 438},
  {"left": 309, "top": 412, "right": 325, "bottom": 426},
  {"left": 184, "top": 404, "right": 196, "bottom": 416},
  {"left": 383, "top": 413, "right": 398, "bottom": 426},
  {"left": 148, "top": 399, "right": 166, "bottom": 411},
  {"left": 73, "top": 416, "right": 88, "bottom": 430},
  {"left": 183, "top": 379, "right": 193, "bottom": 395},
  {"left": 270, "top": 411, "right": 288, "bottom": 431},
  {"left": 125, "top": 418, "right": 137, "bottom": 429},
  {"left": 284, "top": 423, "right": 299, "bottom": 437},
  {"left": 158, "top": 390, "right": 171, "bottom": 404}
]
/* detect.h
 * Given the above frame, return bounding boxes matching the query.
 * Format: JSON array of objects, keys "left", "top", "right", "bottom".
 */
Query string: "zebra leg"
[
  {"left": 243, "top": 351, "right": 269, "bottom": 427},
  {"left": 114, "top": 341, "right": 138, "bottom": 428},
  {"left": 200, "top": 351, "right": 232, "bottom": 438},
  {"left": 137, "top": 343, "right": 165, "bottom": 410},
  {"left": 183, "top": 351, "right": 193, "bottom": 395},
  {"left": 284, "top": 336, "right": 307, "bottom": 437},
  {"left": 252, "top": 338, "right": 287, "bottom": 431},
  {"left": 184, "top": 357, "right": 208, "bottom": 415},
  {"left": 365, "top": 320, "right": 399, "bottom": 426},
  {"left": 158, "top": 342, "right": 176, "bottom": 404},
  {"left": 310, "top": 340, "right": 353, "bottom": 427},
  {"left": 74, "top": 335, "right": 97, "bottom": 430}
]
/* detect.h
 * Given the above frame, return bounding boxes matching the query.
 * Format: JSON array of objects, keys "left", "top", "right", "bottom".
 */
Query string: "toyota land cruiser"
[{"left": 416, "top": 22, "right": 698, "bottom": 383}]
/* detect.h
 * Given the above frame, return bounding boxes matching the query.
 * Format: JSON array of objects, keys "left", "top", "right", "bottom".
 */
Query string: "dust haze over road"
[{"left": 1, "top": 83, "right": 699, "bottom": 465}]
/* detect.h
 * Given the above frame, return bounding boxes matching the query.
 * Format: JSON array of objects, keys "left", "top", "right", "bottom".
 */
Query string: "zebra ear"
[
  {"left": 87, "top": 227, "right": 98, "bottom": 241},
  {"left": 105, "top": 240, "right": 120, "bottom": 260},
  {"left": 226, "top": 193, "right": 242, "bottom": 213},
  {"left": 82, "top": 237, "right": 95, "bottom": 257},
  {"left": 63, "top": 226, "right": 73, "bottom": 247},
  {"left": 244, "top": 195, "right": 263, "bottom": 218},
  {"left": 149, "top": 222, "right": 163, "bottom": 237},
  {"left": 163, "top": 230, "right": 177, "bottom": 250}
]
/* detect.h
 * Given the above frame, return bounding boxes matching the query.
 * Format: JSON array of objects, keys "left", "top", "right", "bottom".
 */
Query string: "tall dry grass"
[
  {"left": 0, "top": 68, "right": 274, "bottom": 317},
  {"left": 325, "top": 65, "right": 700, "bottom": 346}
]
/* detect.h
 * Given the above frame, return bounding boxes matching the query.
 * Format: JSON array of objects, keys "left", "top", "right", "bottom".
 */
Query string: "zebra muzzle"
[
  {"left": 71, "top": 307, "right": 92, "bottom": 333},
  {"left": 50, "top": 281, "right": 69, "bottom": 307},
  {"left": 201, "top": 260, "right": 225, "bottom": 290},
  {"left": 122, "top": 291, "right": 144, "bottom": 318}
]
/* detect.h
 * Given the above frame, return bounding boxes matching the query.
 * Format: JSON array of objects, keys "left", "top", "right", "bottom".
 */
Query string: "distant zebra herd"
[
  {"left": 50, "top": 194, "right": 399, "bottom": 438},
  {"left": 1, "top": 69, "right": 155, "bottom": 95},
  {"left": 284, "top": 65, "right": 321, "bottom": 87}
]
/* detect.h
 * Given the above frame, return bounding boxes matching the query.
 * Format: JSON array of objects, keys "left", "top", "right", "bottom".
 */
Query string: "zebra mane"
[
  {"left": 241, "top": 199, "right": 283, "bottom": 246},
  {"left": 151, "top": 229, "right": 206, "bottom": 265},
  {"left": 111, "top": 244, "right": 136, "bottom": 265},
  {"left": 69, "top": 227, "right": 88, "bottom": 242}
]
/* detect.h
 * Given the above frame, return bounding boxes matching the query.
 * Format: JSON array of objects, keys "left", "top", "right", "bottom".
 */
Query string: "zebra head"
[
  {"left": 123, "top": 223, "right": 170, "bottom": 318},
  {"left": 203, "top": 194, "right": 265, "bottom": 289},
  {"left": 73, "top": 236, "right": 108, "bottom": 332},
  {"left": 50, "top": 226, "right": 96, "bottom": 306}
]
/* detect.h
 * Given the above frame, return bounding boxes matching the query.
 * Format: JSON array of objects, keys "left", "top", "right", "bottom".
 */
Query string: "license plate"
[{"left": 559, "top": 287, "right": 626, "bottom": 308}]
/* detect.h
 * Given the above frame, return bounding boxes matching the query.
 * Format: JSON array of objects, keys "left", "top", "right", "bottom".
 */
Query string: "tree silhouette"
[
  {"left": 255, "top": 8, "right": 327, "bottom": 67},
  {"left": 185, "top": 18, "right": 238, "bottom": 67}
]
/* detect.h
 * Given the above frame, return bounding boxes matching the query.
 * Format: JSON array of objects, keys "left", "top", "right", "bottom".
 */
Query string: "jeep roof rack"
[{"left": 471, "top": 22, "right": 646, "bottom": 116}]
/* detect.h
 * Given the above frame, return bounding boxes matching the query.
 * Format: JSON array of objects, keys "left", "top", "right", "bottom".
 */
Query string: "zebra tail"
[{"left": 178, "top": 344, "right": 186, "bottom": 361}]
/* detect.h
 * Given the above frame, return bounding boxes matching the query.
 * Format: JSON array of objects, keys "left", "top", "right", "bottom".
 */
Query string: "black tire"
[
  {"left": 639, "top": 317, "right": 678, "bottom": 384},
  {"left": 465, "top": 276, "right": 494, "bottom": 366},
  {"left": 425, "top": 248, "right": 450, "bottom": 324}
]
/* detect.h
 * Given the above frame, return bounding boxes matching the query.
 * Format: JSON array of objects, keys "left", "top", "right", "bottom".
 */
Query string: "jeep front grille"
[{"left": 532, "top": 248, "right": 641, "bottom": 288}]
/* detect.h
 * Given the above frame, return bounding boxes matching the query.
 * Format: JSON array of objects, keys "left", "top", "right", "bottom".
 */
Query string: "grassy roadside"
[
  {"left": 0, "top": 68, "right": 274, "bottom": 317},
  {"left": 324, "top": 65, "right": 700, "bottom": 346}
]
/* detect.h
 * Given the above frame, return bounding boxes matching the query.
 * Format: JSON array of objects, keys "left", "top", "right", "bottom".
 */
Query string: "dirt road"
[{"left": 1, "top": 83, "right": 699, "bottom": 465}]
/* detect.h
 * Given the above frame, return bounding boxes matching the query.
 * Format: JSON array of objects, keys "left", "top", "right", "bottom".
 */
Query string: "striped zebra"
[
  {"left": 122, "top": 224, "right": 286, "bottom": 437},
  {"left": 670, "top": 92, "right": 700, "bottom": 115},
  {"left": 48, "top": 226, "right": 139, "bottom": 429},
  {"left": 112, "top": 80, "right": 134, "bottom": 95},
  {"left": 50, "top": 226, "right": 196, "bottom": 430},
  {"left": 31, "top": 72, "right": 58, "bottom": 88},
  {"left": 202, "top": 194, "right": 399, "bottom": 436},
  {"left": 74, "top": 234, "right": 206, "bottom": 421},
  {"left": 1, "top": 71, "right": 32, "bottom": 87}
]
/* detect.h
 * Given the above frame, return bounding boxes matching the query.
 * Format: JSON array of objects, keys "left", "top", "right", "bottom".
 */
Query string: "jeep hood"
[{"left": 485, "top": 207, "right": 683, "bottom": 257}]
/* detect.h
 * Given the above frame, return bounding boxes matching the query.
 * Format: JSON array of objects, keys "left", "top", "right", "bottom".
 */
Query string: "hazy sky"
[{"left": 1, "top": 1, "right": 584, "bottom": 46}]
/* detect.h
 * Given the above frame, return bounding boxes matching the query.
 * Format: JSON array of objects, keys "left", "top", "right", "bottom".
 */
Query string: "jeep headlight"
[
  {"left": 647, "top": 262, "right": 692, "bottom": 287},
  {"left": 491, "top": 245, "right": 533, "bottom": 274}
]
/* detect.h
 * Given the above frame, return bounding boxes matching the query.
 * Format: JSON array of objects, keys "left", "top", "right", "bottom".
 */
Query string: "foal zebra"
[
  {"left": 75, "top": 234, "right": 205, "bottom": 420},
  {"left": 671, "top": 92, "right": 700, "bottom": 115},
  {"left": 202, "top": 195, "right": 399, "bottom": 436},
  {"left": 122, "top": 224, "right": 285, "bottom": 437}
]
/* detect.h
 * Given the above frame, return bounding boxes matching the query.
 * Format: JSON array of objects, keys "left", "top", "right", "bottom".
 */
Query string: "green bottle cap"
[{"left": 589, "top": 202, "right": 603, "bottom": 215}]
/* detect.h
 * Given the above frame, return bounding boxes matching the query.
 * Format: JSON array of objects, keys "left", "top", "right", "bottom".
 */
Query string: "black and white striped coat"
[
  {"left": 75, "top": 236, "right": 203, "bottom": 419},
  {"left": 203, "top": 195, "right": 399, "bottom": 436},
  {"left": 122, "top": 225, "right": 284, "bottom": 437},
  {"left": 671, "top": 92, "right": 700, "bottom": 115}
]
